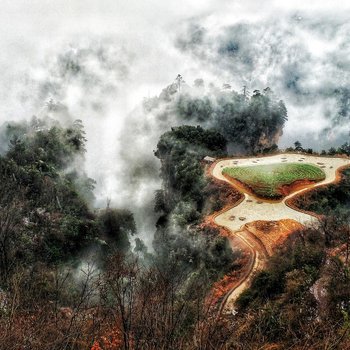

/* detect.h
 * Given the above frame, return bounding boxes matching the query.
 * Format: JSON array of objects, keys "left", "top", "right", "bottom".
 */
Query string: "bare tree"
[{"left": 175, "top": 74, "right": 184, "bottom": 93}]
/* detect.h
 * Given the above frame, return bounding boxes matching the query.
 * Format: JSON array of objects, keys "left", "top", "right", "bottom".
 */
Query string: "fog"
[{"left": 0, "top": 0, "right": 349, "bottom": 244}]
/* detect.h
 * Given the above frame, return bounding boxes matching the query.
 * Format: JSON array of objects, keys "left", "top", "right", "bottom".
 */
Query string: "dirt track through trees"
[{"left": 211, "top": 153, "right": 350, "bottom": 313}]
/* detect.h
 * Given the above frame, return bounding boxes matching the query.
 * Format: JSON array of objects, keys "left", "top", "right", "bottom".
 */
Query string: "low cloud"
[{"left": 175, "top": 11, "right": 350, "bottom": 149}]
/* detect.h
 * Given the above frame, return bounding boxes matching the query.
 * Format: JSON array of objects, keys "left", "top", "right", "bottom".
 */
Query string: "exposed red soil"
[
  {"left": 278, "top": 179, "right": 318, "bottom": 197},
  {"left": 223, "top": 173, "right": 325, "bottom": 202},
  {"left": 244, "top": 219, "right": 304, "bottom": 256},
  {"left": 209, "top": 252, "right": 250, "bottom": 307}
]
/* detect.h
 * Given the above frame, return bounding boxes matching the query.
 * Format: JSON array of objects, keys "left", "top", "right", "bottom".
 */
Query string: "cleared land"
[
  {"left": 222, "top": 163, "right": 325, "bottom": 199},
  {"left": 211, "top": 153, "right": 350, "bottom": 313}
]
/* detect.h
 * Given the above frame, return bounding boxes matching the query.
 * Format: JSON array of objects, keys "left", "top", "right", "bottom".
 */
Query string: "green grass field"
[{"left": 222, "top": 163, "right": 326, "bottom": 199}]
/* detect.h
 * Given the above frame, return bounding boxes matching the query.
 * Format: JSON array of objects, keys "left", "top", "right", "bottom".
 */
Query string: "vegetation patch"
[
  {"left": 294, "top": 168, "right": 350, "bottom": 217},
  {"left": 223, "top": 163, "right": 326, "bottom": 199}
]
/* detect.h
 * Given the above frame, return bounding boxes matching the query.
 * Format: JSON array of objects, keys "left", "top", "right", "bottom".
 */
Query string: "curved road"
[{"left": 211, "top": 153, "right": 350, "bottom": 314}]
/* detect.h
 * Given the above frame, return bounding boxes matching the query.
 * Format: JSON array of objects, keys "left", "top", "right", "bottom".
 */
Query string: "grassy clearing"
[{"left": 222, "top": 163, "right": 326, "bottom": 199}]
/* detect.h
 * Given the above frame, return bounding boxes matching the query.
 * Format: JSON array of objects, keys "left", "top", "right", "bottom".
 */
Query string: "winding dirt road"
[{"left": 211, "top": 153, "right": 350, "bottom": 313}]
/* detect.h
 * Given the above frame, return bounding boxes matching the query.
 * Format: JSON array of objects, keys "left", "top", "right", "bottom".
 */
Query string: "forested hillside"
[
  {"left": 1, "top": 79, "right": 350, "bottom": 350},
  {"left": 143, "top": 82, "right": 287, "bottom": 153},
  {"left": 0, "top": 88, "right": 287, "bottom": 348}
]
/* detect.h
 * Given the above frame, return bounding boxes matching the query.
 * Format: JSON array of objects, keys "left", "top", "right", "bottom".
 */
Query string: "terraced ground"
[
  {"left": 223, "top": 163, "right": 325, "bottom": 199},
  {"left": 211, "top": 153, "right": 350, "bottom": 313}
]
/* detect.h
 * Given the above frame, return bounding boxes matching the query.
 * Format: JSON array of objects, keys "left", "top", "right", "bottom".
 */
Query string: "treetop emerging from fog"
[{"left": 144, "top": 80, "right": 287, "bottom": 154}]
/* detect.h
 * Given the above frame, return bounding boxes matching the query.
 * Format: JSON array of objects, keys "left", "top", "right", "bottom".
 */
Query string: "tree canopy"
[{"left": 144, "top": 80, "right": 288, "bottom": 154}]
